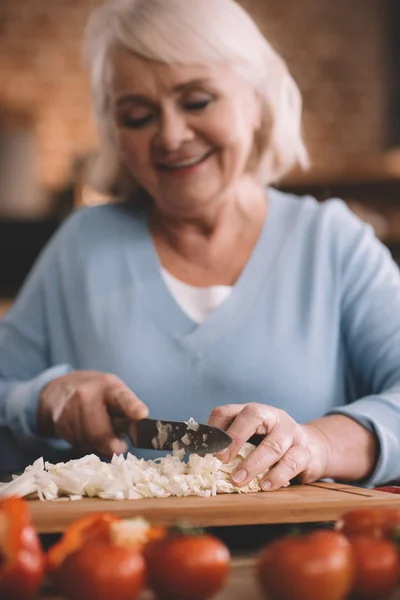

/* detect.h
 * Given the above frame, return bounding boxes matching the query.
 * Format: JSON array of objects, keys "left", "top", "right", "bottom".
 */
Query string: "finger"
[
  {"left": 67, "top": 391, "right": 86, "bottom": 447},
  {"left": 54, "top": 416, "right": 75, "bottom": 445},
  {"left": 105, "top": 384, "right": 149, "bottom": 420},
  {"left": 207, "top": 404, "right": 247, "bottom": 431},
  {"left": 53, "top": 404, "right": 78, "bottom": 446},
  {"left": 259, "top": 444, "right": 308, "bottom": 491},
  {"left": 81, "top": 397, "right": 127, "bottom": 457},
  {"left": 219, "top": 403, "right": 277, "bottom": 463},
  {"left": 52, "top": 387, "right": 81, "bottom": 445},
  {"left": 231, "top": 428, "right": 293, "bottom": 487}
]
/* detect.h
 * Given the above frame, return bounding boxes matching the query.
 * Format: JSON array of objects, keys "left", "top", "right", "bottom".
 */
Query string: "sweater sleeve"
[
  {"left": 0, "top": 216, "right": 78, "bottom": 473},
  {"left": 327, "top": 202, "right": 400, "bottom": 487}
]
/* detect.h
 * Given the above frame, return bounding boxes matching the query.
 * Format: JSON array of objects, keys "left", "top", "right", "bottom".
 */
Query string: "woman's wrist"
[{"left": 306, "top": 414, "right": 378, "bottom": 483}]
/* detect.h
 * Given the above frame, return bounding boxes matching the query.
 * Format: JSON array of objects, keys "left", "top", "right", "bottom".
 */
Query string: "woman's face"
[{"left": 110, "top": 52, "right": 262, "bottom": 216}]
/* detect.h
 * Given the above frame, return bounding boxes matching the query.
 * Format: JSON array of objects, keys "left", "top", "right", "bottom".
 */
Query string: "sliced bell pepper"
[
  {"left": 0, "top": 496, "right": 44, "bottom": 600},
  {"left": 47, "top": 512, "right": 166, "bottom": 586},
  {"left": 47, "top": 512, "right": 120, "bottom": 584}
]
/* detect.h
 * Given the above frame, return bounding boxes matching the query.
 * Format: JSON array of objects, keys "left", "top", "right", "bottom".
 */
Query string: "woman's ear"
[{"left": 245, "top": 98, "right": 272, "bottom": 178}]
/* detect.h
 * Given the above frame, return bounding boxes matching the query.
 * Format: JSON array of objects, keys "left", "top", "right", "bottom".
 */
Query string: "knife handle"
[{"left": 110, "top": 414, "right": 138, "bottom": 445}]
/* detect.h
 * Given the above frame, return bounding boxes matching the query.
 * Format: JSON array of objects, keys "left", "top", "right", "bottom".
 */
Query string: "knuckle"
[
  {"left": 275, "top": 408, "right": 288, "bottom": 422},
  {"left": 261, "top": 436, "right": 284, "bottom": 458},
  {"left": 281, "top": 455, "right": 301, "bottom": 474},
  {"left": 209, "top": 406, "right": 228, "bottom": 419},
  {"left": 282, "top": 447, "right": 307, "bottom": 474},
  {"left": 72, "top": 387, "right": 86, "bottom": 403},
  {"left": 244, "top": 402, "right": 264, "bottom": 419},
  {"left": 103, "top": 373, "right": 122, "bottom": 387}
]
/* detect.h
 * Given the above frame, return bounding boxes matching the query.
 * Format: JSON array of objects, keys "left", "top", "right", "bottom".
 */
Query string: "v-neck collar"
[{"left": 132, "top": 188, "right": 286, "bottom": 356}]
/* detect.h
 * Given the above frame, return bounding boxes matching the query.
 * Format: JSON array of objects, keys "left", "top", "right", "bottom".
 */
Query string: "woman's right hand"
[{"left": 37, "top": 371, "right": 149, "bottom": 457}]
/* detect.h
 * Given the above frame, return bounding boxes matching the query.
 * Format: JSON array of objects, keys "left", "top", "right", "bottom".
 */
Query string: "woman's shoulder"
[
  {"left": 64, "top": 202, "right": 145, "bottom": 231},
  {"left": 269, "top": 187, "right": 368, "bottom": 243},
  {"left": 268, "top": 187, "right": 385, "bottom": 276},
  {"left": 56, "top": 202, "right": 147, "bottom": 247}
]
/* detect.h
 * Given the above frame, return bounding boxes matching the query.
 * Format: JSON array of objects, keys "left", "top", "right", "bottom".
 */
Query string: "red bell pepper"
[
  {"left": 47, "top": 512, "right": 165, "bottom": 586},
  {"left": 0, "top": 496, "right": 44, "bottom": 599},
  {"left": 46, "top": 512, "right": 120, "bottom": 585}
]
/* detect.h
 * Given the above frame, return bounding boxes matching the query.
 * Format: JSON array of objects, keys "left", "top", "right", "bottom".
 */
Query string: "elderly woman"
[{"left": 1, "top": 0, "right": 399, "bottom": 492}]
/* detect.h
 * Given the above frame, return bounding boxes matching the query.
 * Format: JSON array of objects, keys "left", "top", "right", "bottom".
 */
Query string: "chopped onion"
[
  {"left": 185, "top": 417, "right": 200, "bottom": 431},
  {"left": 0, "top": 443, "right": 276, "bottom": 501}
]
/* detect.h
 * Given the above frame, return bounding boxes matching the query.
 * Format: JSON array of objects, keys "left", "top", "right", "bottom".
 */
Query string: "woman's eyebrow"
[
  {"left": 115, "top": 78, "right": 213, "bottom": 107},
  {"left": 172, "top": 78, "right": 213, "bottom": 92},
  {"left": 116, "top": 94, "right": 154, "bottom": 107}
]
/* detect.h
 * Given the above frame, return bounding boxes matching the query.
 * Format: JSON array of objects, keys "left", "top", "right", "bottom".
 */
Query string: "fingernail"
[
  {"left": 217, "top": 449, "right": 230, "bottom": 461},
  {"left": 232, "top": 469, "right": 247, "bottom": 484},
  {"left": 261, "top": 480, "right": 271, "bottom": 491}
]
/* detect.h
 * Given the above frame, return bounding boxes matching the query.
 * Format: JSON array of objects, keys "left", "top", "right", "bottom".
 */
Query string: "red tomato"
[
  {"left": 57, "top": 542, "right": 146, "bottom": 600},
  {"left": 257, "top": 530, "right": 354, "bottom": 600},
  {"left": 335, "top": 507, "right": 400, "bottom": 540},
  {"left": 145, "top": 533, "right": 230, "bottom": 600},
  {"left": 348, "top": 535, "right": 400, "bottom": 600}
]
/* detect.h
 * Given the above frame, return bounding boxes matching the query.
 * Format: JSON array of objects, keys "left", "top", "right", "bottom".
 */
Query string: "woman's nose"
[{"left": 156, "top": 107, "right": 194, "bottom": 152}]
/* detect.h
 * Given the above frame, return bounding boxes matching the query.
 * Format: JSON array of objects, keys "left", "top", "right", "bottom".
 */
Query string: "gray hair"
[{"left": 83, "top": 0, "right": 309, "bottom": 197}]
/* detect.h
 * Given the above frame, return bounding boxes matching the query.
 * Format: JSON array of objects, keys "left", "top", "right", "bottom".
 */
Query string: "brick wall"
[
  {"left": 241, "top": 0, "right": 389, "bottom": 174},
  {"left": 0, "top": 0, "right": 389, "bottom": 197}
]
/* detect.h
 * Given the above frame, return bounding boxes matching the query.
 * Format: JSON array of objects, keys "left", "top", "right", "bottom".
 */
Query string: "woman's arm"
[
  {"left": 326, "top": 205, "right": 400, "bottom": 487},
  {"left": 209, "top": 203, "right": 400, "bottom": 490},
  {"left": 0, "top": 217, "right": 79, "bottom": 473},
  {"left": 305, "top": 414, "right": 378, "bottom": 482},
  {"left": 0, "top": 210, "right": 149, "bottom": 474}
]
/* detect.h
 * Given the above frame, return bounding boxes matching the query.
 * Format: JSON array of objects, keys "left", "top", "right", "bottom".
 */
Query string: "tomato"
[
  {"left": 57, "top": 541, "right": 146, "bottom": 600},
  {"left": 145, "top": 533, "right": 230, "bottom": 600},
  {"left": 348, "top": 535, "right": 400, "bottom": 600},
  {"left": 257, "top": 529, "right": 354, "bottom": 600},
  {"left": 335, "top": 507, "right": 400, "bottom": 540}
]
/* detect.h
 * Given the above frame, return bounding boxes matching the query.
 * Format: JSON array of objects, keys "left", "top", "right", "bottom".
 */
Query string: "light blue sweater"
[{"left": 1, "top": 188, "right": 400, "bottom": 486}]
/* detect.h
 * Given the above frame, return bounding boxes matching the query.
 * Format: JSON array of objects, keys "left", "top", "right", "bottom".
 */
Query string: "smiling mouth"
[{"left": 157, "top": 150, "right": 214, "bottom": 171}]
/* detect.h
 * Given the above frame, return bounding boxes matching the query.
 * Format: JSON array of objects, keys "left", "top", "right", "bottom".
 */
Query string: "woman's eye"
[
  {"left": 184, "top": 98, "right": 212, "bottom": 111},
  {"left": 120, "top": 114, "right": 154, "bottom": 129}
]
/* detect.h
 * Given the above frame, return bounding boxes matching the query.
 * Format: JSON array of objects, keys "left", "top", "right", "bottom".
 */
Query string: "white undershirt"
[{"left": 161, "top": 268, "right": 233, "bottom": 324}]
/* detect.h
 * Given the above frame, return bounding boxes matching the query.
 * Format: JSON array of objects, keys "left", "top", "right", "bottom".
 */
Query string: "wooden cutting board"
[{"left": 28, "top": 482, "right": 400, "bottom": 533}]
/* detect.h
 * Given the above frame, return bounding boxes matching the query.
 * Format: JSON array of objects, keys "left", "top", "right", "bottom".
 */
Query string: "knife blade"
[{"left": 110, "top": 416, "right": 233, "bottom": 455}]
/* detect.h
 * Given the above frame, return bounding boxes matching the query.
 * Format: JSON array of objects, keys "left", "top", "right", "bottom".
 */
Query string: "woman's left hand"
[{"left": 207, "top": 403, "right": 330, "bottom": 491}]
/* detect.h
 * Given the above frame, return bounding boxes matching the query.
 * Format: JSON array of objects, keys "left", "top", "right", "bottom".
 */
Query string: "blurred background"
[{"left": 0, "top": 0, "right": 400, "bottom": 314}]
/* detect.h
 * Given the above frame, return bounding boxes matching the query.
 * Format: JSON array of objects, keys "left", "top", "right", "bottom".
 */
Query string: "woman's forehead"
[{"left": 110, "top": 50, "right": 233, "bottom": 98}]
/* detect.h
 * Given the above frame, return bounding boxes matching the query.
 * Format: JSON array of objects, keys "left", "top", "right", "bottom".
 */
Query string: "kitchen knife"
[{"left": 110, "top": 416, "right": 233, "bottom": 455}]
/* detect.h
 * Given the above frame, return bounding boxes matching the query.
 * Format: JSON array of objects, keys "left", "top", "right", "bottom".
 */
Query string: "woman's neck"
[{"left": 149, "top": 181, "right": 268, "bottom": 286}]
